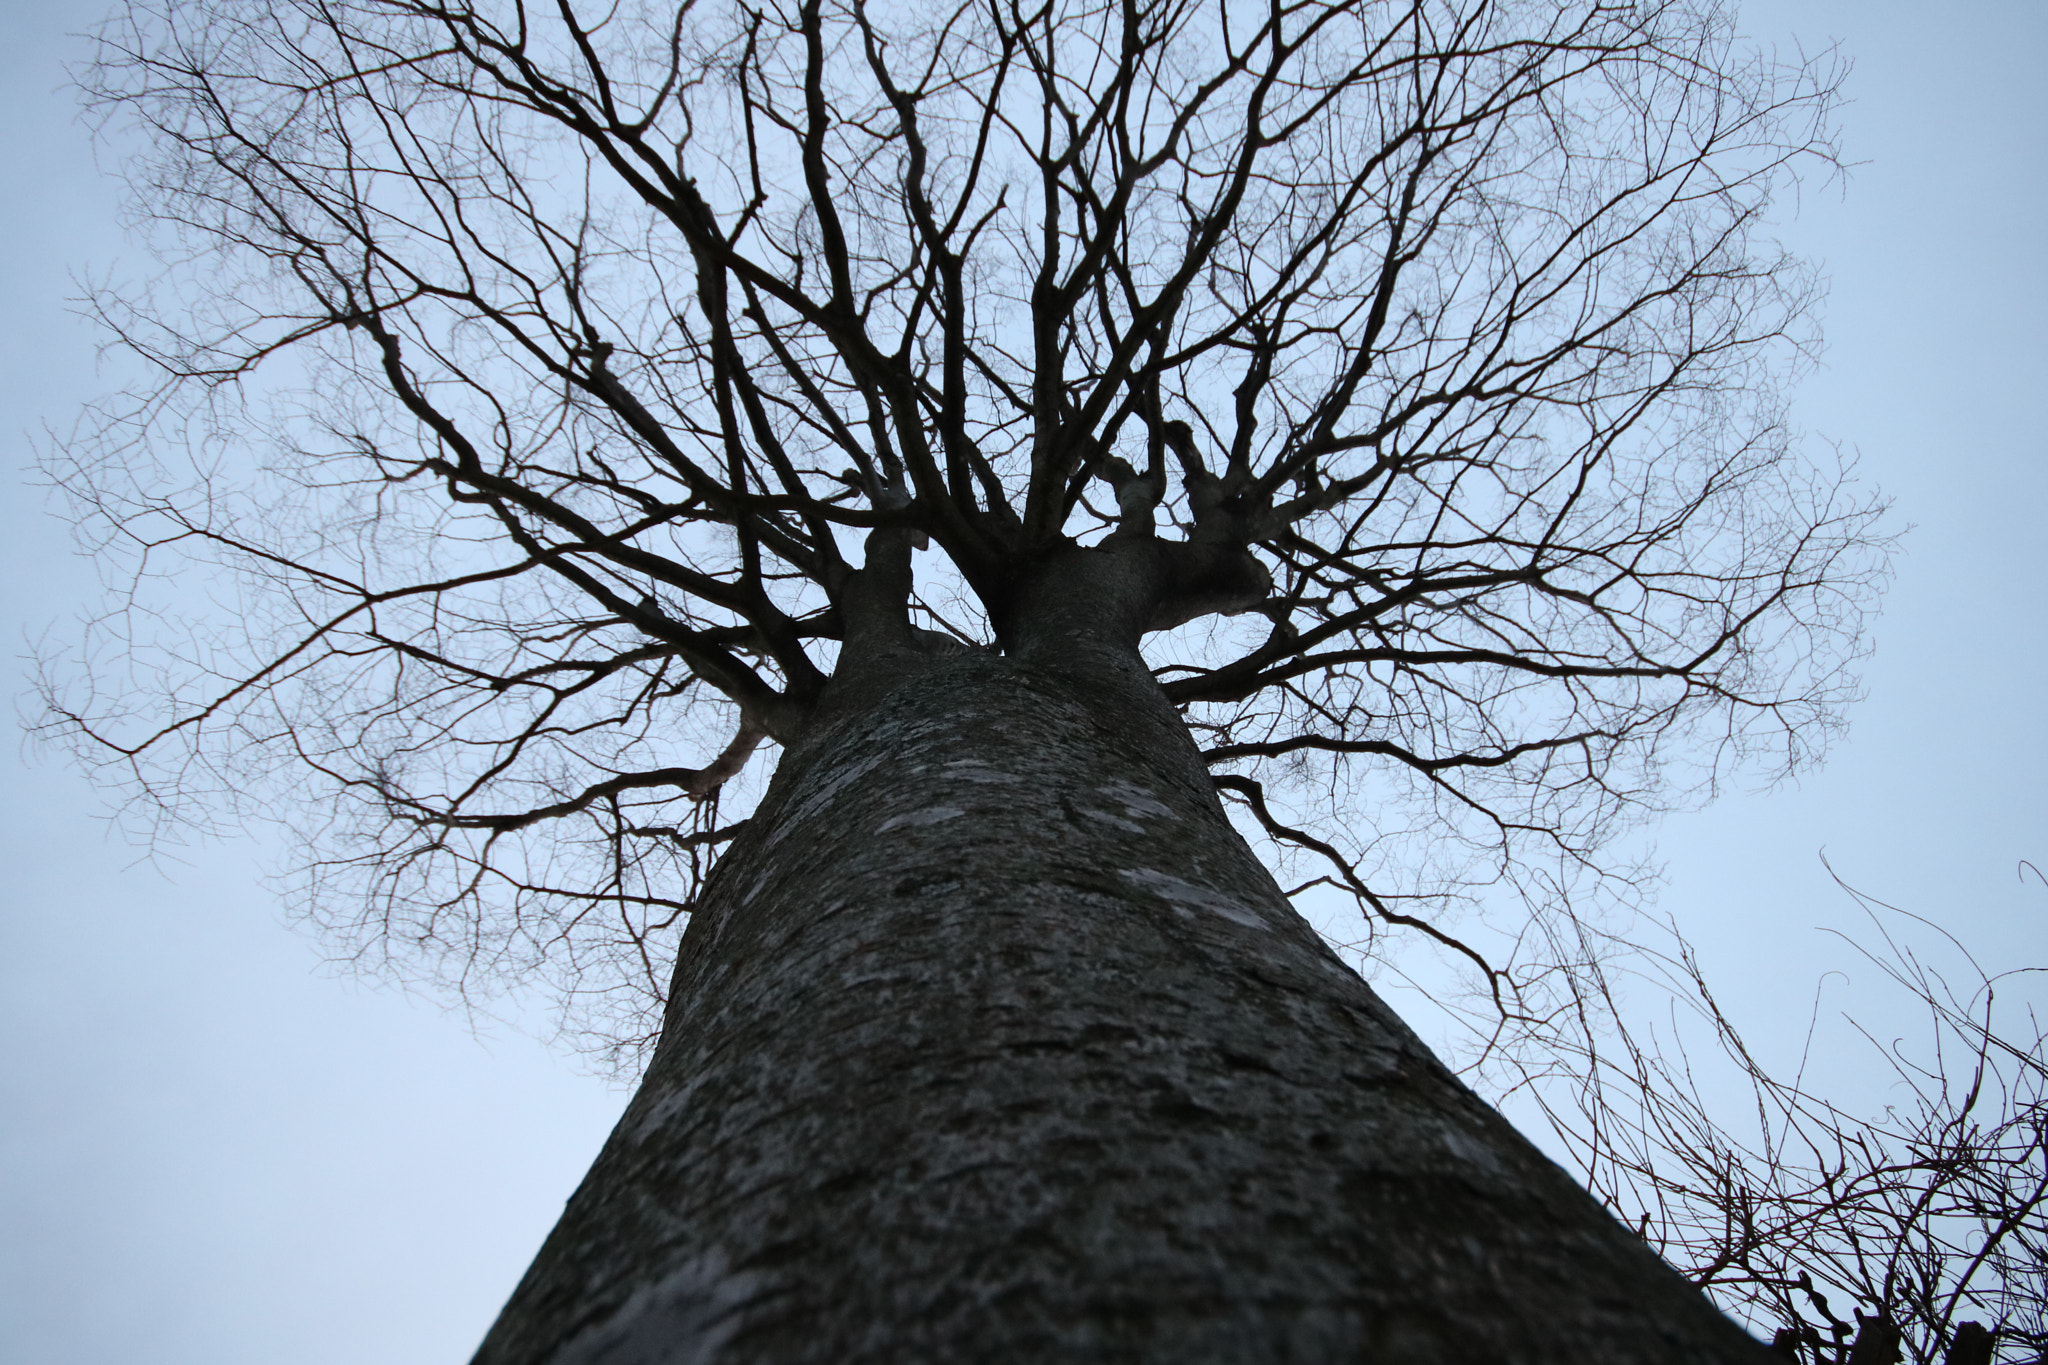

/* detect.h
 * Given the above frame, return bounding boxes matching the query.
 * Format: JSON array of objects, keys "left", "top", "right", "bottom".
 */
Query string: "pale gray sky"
[{"left": 2, "top": 1, "right": 2042, "bottom": 1361}]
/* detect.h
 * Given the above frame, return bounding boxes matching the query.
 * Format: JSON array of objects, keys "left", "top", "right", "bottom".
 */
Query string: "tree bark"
[{"left": 472, "top": 609, "right": 1770, "bottom": 1363}]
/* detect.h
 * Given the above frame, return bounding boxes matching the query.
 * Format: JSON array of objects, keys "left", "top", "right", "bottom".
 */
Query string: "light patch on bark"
[
  {"left": 876, "top": 806, "right": 965, "bottom": 832},
  {"left": 758, "top": 749, "right": 891, "bottom": 852},
  {"left": 1432, "top": 1118, "right": 1511, "bottom": 1179},
  {"left": 1094, "top": 780, "right": 1176, "bottom": 820},
  {"left": 1119, "top": 867, "right": 1269, "bottom": 930},
  {"left": 1075, "top": 806, "right": 1148, "bottom": 833},
  {"left": 553, "top": 1251, "right": 761, "bottom": 1365}
]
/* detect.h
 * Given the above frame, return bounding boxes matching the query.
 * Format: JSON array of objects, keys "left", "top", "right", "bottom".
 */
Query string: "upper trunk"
[{"left": 472, "top": 586, "right": 1767, "bottom": 1364}]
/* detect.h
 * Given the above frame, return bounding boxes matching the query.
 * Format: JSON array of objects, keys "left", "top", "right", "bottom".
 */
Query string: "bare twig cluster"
[{"left": 1520, "top": 869, "right": 2046, "bottom": 1364}]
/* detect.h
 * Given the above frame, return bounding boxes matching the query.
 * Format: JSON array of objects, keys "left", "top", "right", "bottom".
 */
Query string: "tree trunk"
[{"left": 471, "top": 610, "right": 1769, "bottom": 1363}]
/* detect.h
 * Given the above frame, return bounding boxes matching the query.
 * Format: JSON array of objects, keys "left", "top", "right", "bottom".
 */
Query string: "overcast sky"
[{"left": 2, "top": 1, "right": 2043, "bottom": 1361}]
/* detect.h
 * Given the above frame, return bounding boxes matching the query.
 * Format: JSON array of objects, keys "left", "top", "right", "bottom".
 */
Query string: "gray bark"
[{"left": 472, "top": 566, "right": 1770, "bottom": 1364}]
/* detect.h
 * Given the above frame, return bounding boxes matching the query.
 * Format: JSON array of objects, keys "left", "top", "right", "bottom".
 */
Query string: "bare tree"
[
  {"left": 45, "top": 0, "right": 1887, "bottom": 1358},
  {"left": 1523, "top": 868, "right": 2046, "bottom": 1365}
]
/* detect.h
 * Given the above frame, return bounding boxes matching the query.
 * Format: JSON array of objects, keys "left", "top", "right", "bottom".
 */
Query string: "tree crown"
[{"left": 48, "top": 0, "right": 1885, "bottom": 1061}]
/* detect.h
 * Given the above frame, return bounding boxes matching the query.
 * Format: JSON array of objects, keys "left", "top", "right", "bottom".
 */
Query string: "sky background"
[{"left": 2, "top": 1, "right": 2042, "bottom": 1361}]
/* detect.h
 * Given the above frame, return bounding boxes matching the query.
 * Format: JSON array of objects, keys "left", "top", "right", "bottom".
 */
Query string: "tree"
[{"left": 46, "top": 0, "right": 1886, "bottom": 1358}]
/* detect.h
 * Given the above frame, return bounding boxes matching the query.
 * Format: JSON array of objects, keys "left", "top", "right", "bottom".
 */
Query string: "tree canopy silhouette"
[{"left": 53, "top": 0, "right": 1880, "bottom": 1060}]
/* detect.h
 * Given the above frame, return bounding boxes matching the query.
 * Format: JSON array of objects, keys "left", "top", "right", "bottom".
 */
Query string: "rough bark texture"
[{"left": 472, "top": 597, "right": 1771, "bottom": 1363}]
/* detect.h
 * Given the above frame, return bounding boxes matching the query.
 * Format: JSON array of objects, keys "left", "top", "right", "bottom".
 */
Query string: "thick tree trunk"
[{"left": 472, "top": 609, "right": 1768, "bottom": 1363}]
